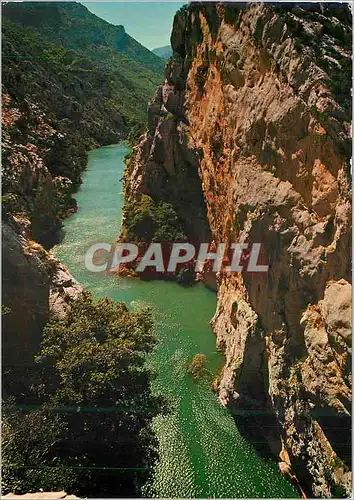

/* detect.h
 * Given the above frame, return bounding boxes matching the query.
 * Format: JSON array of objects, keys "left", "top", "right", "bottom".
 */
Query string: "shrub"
[
  {"left": 128, "top": 122, "right": 146, "bottom": 145},
  {"left": 188, "top": 353, "right": 208, "bottom": 380},
  {"left": 2, "top": 399, "right": 76, "bottom": 494},
  {"left": 3, "top": 293, "right": 163, "bottom": 497},
  {"left": 123, "top": 194, "right": 187, "bottom": 242}
]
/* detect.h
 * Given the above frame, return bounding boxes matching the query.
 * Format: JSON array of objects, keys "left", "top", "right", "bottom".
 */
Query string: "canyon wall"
[
  {"left": 2, "top": 87, "right": 87, "bottom": 389},
  {"left": 2, "top": 2, "right": 163, "bottom": 387},
  {"left": 123, "top": 3, "right": 352, "bottom": 497}
]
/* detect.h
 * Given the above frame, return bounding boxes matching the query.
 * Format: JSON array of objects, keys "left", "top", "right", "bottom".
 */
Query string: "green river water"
[{"left": 54, "top": 143, "right": 298, "bottom": 498}]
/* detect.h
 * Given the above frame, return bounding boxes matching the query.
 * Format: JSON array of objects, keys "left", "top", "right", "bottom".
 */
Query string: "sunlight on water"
[{"left": 54, "top": 144, "right": 299, "bottom": 498}]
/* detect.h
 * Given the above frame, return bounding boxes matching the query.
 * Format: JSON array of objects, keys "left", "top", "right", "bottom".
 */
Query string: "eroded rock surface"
[
  {"left": 2, "top": 218, "right": 82, "bottom": 398},
  {"left": 123, "top": 3, "right": 352, "bottom": 496}
]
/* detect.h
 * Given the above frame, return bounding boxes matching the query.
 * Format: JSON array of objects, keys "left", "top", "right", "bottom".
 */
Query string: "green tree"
[
  {"left": 2, "top": 399, "right": 76, "bottom": 494},
  {"left": 123, "top": 194, "right": 187, "bottom": 242},
  {"left": 3, "top": 293, "right": 163, "bottom": 497}
]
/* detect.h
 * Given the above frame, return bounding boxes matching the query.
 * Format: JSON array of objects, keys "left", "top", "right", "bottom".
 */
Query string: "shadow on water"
[{"left": 232, "top": 409, "right": 282, "bottom": 460}]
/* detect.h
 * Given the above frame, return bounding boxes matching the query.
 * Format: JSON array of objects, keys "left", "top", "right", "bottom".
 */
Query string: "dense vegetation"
[
  {"left": 2, "top": 2, "right": 164, "bottom": 127},
  {"left": 122, "top": 194, "right": 187, "bottom": 243},
  {"left": 3, "top": 2, "right": 163, "bottom": 72},
  {"left": 2, "top": 2, "right": 164, "bottom": 244},
  {"left": 119, "top": 195, "right": 198, "bottom": 284},
  {"left": 2, "top": 4, "right": 166, "bottom": 496},
  {"left": 2, "top": 293, "right": 163, "bottom": 497}
]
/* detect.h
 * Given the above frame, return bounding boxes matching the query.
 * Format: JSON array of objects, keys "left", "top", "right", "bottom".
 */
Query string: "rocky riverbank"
[{"left": 2, "top": 0, "right": 163, "bottom": 399}]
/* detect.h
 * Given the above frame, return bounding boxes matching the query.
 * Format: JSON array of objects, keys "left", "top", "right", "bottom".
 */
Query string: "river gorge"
[
  {"left": 2, "top": 2, "right": 351, "bottom": 497},
  {"left": 54, "top": 143, "right": 298, "bottom": 498}
]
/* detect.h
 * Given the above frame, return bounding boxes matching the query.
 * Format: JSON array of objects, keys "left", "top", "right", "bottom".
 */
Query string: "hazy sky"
[{"left": 82, "top": 2, "right": 186, "bottom": 50}]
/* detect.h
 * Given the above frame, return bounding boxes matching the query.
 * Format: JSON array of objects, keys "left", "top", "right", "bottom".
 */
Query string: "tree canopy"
[{"left": 2, "top": 293, "right": 163, "bottom": 497}]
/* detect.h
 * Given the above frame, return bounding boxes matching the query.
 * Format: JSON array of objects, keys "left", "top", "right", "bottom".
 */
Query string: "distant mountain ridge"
[
  {"left": 2, "top": 2, "right": 164, "bottom": 127},
  {"left": 152, "top": 44, "right": 172, "bottom": 60},
  {"left": 3, "top": 2, "right": 164, "bottom": 74}
]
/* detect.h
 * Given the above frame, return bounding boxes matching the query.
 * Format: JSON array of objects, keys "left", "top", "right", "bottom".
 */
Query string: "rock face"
[
  {"left": 2, "top": 218, "right": 83, "bottom": 399},
  {"left": 49, "top": 261, "right": 84, "bottom": 319},
  {"left": 123, "top": 90, "right": 211, "bottom": 243},
  {"left": 2, "top": 223, "right": 49, "bottom": 389},
  {"left": 123, "top": 3, "right": 352, "bottom": 497}
]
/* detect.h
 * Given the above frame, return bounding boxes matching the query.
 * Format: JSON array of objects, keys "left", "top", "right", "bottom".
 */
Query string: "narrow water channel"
[{"left": 54, "top": 143, "right": 298, "bottom": 498}]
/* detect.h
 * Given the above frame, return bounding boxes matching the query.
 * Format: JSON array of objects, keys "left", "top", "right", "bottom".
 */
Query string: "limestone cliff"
[{"left": 122, "top": 3, "right": 352, "bottom": 497}]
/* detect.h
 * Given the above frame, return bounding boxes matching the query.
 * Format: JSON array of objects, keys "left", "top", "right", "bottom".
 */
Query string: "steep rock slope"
[
  {"left": 122, "top": 3, "right": 352, "bottom": 497},
  {"left": 2, "top": 2, "right": 162, "bottom": 391},
  {"left": 2, "top": 220, "right": 83, "bottom": 399}
]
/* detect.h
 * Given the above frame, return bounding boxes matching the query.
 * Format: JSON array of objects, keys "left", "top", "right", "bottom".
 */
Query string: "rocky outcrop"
[
  {"left": 2, "top": 217, "right": 83, "bottom": 398},
  {"left": 2, "top": 222, "right": 50, "bottom": 394},
  {"left": 49, "top": 262, "right": 83, "bottom": 319},
  {"left": 123, "top": 3, "right": 352, "bottom": 497}
]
